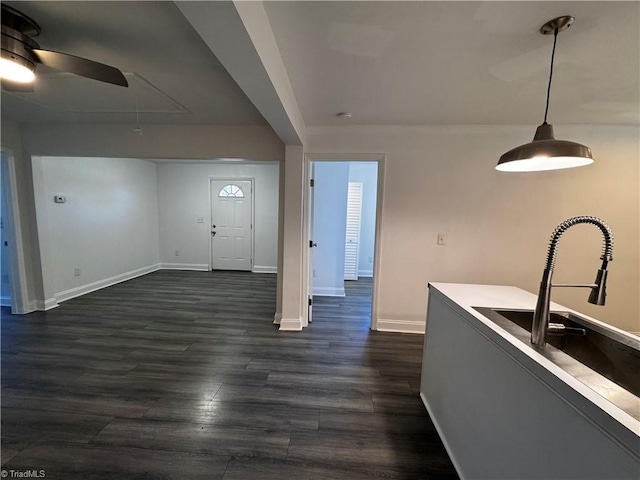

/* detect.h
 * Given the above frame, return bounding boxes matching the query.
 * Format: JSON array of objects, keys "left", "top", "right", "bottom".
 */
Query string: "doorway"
[
  {"left": 306, "top": 157, "right": 382, "bottom": 329},
  {"left": 209, "top": 178, "right": 254, "bottom": 271},
  {"left": 0, "top": 150, "right": 28, "bottom": 314},
  {"left": 1, "top": 156, "right": 13, "bottom": 307}
]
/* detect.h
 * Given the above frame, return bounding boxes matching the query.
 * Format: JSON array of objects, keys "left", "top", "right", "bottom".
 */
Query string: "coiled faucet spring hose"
[{"left": 544, "top": 216, "right": 614, "bottom": 271}]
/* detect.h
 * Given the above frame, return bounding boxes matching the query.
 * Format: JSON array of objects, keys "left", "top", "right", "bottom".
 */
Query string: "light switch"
[
  {"left": 437, "top": 234, "right": 446, "bottom": 245},
  {"left": 54, "top": 195, "right": 66, "bottom": 204}
]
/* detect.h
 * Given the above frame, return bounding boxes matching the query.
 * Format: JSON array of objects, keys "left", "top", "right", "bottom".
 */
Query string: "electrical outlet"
[
  {"left": 74, "top": 267, "right": 81, "bottom": 276},
  {"left": 197, "top": 217, "right": 204, "bottom": 224},
  {"left": 175, "top": 250, "right": 180, "bottom": 256},
  {"left": 437, "top": 234, "right": 446, "bottom": 245},
  {"left": 313, "top": 269, "right": 316, "bottom": 278}
]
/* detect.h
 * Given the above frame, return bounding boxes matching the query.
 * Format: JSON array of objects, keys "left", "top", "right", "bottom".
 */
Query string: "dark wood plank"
[
  {"left": 91, "top": 418, "right": 291, "bottom": 459},
  {"left": 3, "top": 444, "right": 230, "bottom": 479},
  {"left": 144, "top": 399, "right": 319, "bottom": 431},
  {"left": 1, "top": 407, "right": 113, "bottom": 450},
  {"left": 221, "top": 457, "right": 406, "bottom": 480},
  {"left": 0, "top": 388, "right": 157, "bottom": 418},
  {"left": 287, "top": 430, "right": 457, "bottom": 478}
]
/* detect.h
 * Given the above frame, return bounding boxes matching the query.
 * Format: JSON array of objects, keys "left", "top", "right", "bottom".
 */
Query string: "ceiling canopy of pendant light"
[{"left": 496, "top": 16, "right": 594, "bottom": 173}]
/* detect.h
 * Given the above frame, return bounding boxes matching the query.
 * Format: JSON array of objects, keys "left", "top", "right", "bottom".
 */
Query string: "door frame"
[
  {"left": 0, "top": 148, "right": 29, "bottom": 314},
  {"left": 304, "top": 153, "right": 385, "bottom": 331},
  {"left": 208, "top": 176, "right": 255, "bottom": 272},
  {"left": 306, "top": 162, "right": 315, "bottom": 323}
]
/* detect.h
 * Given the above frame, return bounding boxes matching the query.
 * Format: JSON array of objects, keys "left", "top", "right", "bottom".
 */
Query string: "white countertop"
[{"left": 428, "top": 282, "right": 640, "bottom": 436}]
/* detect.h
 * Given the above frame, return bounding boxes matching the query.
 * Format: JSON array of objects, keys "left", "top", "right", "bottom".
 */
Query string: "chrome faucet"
[{"left": 531, "top": 216, "right": 614, "bottom": 347}]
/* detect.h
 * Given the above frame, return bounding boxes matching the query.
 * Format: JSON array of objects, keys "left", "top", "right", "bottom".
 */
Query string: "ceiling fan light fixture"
[
  {"left": 1, "top": 4, "right": 128, "bottom": 90},
  {"left": 497, "top": 16, "right": 594, "bottom": 173},
  {"left": 0, "top": 56, "right": 35, "bottom": 83}
]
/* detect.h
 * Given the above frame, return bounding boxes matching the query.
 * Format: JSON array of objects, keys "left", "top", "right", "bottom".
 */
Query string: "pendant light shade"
[
  {"left": 497, "top": 16, "right": 594, "bottom": 173},
  {"left": 496, "top": 123, "right": 593, "bottom": 172}
]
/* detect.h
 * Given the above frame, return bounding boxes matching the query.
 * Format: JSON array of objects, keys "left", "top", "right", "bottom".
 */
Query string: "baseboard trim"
[
  {"left": 18, "top": 303, "right": 36, "bottom": 314},
  {"left": 357, "top": 269, "right": 373, "bottom": 277},
  {"left": 273, "top": 312, "right": 282, "bottom": 325},
  {"left": 55, "top": 264, "right": 161, "bottom": 304},
  {"left": 377, "top": 319, "right": 425, "bottom": 334},
  {"left": 420, "top": 392, "right": 463, "bottom": 478},
  {"left": 313, "top": 287, "right": 346, "bottom": 297},
  {"left": 32, "top": 298, "right": 58, "bottom": 311},
  {"left": 159, "top": 263, "right": 209, "bottom": 271},
  {"left": 279, "top": 317, "right": 303, "bottom": 331},
  {"left": 253, "top": 265, "right": 277, "bottom": 274}
]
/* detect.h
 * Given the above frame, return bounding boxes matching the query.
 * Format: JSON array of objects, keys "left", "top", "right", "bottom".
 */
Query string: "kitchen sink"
[{"left": 474, "top": 307, "right": 640, "bottom": 398}]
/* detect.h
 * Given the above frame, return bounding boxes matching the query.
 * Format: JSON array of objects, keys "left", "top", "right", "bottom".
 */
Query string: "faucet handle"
[{"left": 548, "top": 323, "right": 586, "bottom": 336}]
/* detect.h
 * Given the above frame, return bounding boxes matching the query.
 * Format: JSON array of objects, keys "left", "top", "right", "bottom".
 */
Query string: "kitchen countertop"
[{"left": 428, "top": 282, "right": 640, "bottom": 436}]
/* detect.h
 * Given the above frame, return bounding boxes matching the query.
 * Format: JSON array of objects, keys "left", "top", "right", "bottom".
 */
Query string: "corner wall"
[
  {"left": 307, "top": 125, "right": 640, "bottom": 333},
  {"left": 32, "top": 156, "right": 160, "bottom": 306}
]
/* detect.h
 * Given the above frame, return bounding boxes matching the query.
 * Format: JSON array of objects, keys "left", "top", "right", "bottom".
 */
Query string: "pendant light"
[{"left": 496, "top": 16, "right": 594, "bottom": 172}]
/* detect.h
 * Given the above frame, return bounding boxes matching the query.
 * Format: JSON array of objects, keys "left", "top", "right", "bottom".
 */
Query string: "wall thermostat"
[{"left": 54, "top": 195, "right": 66, "bottom": 204}]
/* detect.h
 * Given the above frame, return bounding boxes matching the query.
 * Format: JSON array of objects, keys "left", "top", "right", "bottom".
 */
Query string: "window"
[{"left": 218, "top": 184, "right": 244, "bottom": 198}]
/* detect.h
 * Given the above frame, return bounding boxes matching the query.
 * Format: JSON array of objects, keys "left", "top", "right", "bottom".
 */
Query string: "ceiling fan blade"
[
  {"left": 32, "top": 49, "right": 128, "bottom": 87},
  {"left": 1, "top": 79, "right": 35, "bottom": 92}
]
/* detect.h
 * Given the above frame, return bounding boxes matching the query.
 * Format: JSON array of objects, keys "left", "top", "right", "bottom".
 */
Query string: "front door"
[{"left": 210, "top": 179, "right": 253, "bottom": 271}]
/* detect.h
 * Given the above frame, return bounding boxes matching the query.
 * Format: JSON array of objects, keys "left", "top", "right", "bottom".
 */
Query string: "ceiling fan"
[{"left": 1, "top": 3, "right": 128, "bottom": 91}]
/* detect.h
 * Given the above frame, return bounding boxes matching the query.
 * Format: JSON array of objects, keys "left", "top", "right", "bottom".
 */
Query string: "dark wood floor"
[{"left": 1, "top": 271, "right": 457, "bottom": 479}]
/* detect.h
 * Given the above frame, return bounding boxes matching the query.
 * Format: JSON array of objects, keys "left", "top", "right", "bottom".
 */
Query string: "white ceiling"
[
  {"left": 264, "top": 1, "right": 639, "bottom": 126},
  {"left": 1, "top": 1, "right": 638, "bottom": 129}
]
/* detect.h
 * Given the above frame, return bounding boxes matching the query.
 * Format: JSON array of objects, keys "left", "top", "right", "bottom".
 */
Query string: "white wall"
[
  {"left": 312, "top": 162, "right": 349, "bottom": 296},
  {"left": 32, "top": 156, "right": 160, "bottom": 306},
  {"left": 24, "top": 124, "right": 285, "bottom": 161},
  {"left": 307, "top": 125, "right": 640, "bottom": 333},
  {"left": 348, "top": 162, "right": 378, "bottom": 277},
  {"left": 156, "top": 162, "right": 279, "bottom": 272}
]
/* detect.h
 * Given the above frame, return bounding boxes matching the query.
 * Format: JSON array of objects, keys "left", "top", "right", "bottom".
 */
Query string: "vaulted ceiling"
[{"left": 2, "top": 1, "right": 638, "bottom": 132}]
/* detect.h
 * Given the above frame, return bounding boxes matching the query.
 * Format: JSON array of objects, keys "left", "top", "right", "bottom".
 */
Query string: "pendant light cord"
[{"left": 543, "top": 28, "right": 559, "bottom": 124}]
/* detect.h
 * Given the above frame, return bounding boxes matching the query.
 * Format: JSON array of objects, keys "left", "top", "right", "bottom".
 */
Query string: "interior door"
[
  {"left": 210, "top": 179, "right": 253, "bottom": 271},
  {"left": 344, "top": 182, "right": 363, "bottom": 281}
]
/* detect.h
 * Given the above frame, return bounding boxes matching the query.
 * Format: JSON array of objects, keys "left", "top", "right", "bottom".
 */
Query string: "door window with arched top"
[{"left": 218, "top": 184, "right": 245, "bottom": 198}]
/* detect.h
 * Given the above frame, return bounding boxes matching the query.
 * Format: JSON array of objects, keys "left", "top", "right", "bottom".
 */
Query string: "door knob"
[{"left": 212, "top": 231, "right": 217, "bottom": 237}]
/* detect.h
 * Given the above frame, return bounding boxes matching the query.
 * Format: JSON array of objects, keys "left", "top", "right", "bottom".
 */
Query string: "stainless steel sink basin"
[{"left": 474, "top": 307, "right": 640, "bottom": 400}]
